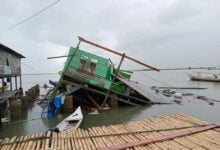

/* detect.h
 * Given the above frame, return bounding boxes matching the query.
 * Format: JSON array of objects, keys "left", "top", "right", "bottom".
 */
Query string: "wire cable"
[
  {"left": 21, "top": 62, "right": 34, "bottom": 69},
  {"left": 0, "top": 0, "right": 61, "bottom": 35},
  {"left": 123, "top": 60, "right": 173, "bottom": 87},
  {"left": 166, "top": 72, "right": 186, "bottom": 82}
]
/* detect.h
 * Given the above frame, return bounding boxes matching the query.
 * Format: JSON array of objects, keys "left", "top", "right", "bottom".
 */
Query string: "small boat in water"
[
  {"left": 55, "top": 106, "right": 83, "bottom": 132},
  {"left": 188, "top": 72, "right": 220, "bottom": 82}
]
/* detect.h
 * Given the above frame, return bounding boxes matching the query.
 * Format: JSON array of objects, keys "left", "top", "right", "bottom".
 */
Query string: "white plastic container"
[{"left": 174, "top": 92, "right": 183, "bottom": 98}]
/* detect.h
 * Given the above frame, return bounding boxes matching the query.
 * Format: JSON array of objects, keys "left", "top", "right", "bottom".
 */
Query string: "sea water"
[{"left": 0, "top": 70, "right": 220, "bottom": 138}]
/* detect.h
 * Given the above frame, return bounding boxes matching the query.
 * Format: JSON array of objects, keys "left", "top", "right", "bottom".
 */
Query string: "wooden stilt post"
[
  {"left": 101, "top": 53, "right": 125, "bottom": 109},
  {"left": 10, "top": 77, "right": 12, "bottom": 91},
  {"left": 2, "top": 77, "right": 4, "bottom": 92},
  {"left": 0, "top": 104, "right": 2, "bottom": 126},
  {"left": 0, "top": 105, "right": 2, "bottom": 126},
  {"left": 19, "top": 74, "right": 22, "bottom": 88},
  {"left": 19, "top": 74, "right": 23, "bottom": 96},
  {"left": 15, "top": 76, "right": 17, "bottom": 90}
]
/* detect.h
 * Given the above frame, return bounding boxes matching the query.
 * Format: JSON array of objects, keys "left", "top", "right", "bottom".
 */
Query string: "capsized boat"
[{"left": 55, "top": 106, "right": 83, "bottom": 132}]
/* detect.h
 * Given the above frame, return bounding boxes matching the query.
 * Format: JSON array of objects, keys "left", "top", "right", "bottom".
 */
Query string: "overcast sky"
[{"left": 0, "top": 0, "right": 220, "bottom": 74}]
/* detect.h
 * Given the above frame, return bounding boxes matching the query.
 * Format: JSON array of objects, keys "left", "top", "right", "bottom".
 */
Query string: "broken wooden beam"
[{"left": 78, "top": 36, "right": 160, "bottom": 72}]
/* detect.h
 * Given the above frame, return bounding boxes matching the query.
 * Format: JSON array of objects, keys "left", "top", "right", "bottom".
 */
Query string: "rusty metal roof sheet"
[
  {"left": 0, "top": 43, "right": 25, "bottom": 58},
  {"left": 116, "top": 77, "right": 173, "bottom": 104}
]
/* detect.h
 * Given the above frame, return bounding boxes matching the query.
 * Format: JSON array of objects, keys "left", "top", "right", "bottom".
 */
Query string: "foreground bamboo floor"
[{"left": 1, "top": 113, "right": 220, "bottom": 150}]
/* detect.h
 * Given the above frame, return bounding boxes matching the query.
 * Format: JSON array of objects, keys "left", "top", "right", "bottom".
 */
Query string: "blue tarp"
[
  {"left": 47, "top": 96, "right": 62, "bottom": 118},
  {"left": 46, "top": 86, "right": 81, "bottom": 118}
]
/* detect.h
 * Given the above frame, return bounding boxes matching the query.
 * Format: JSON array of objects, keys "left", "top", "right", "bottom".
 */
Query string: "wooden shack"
[
  {"left": 0, "top": 43, "right": 25, "bottom": 91},
  {"left": 0, "top": 43, "right": 25, "bottom": 124}
]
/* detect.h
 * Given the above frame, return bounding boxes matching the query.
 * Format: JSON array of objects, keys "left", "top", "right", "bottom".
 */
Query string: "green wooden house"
[{"left": 63, "top": 47, "right": 132, "bottom": 94}]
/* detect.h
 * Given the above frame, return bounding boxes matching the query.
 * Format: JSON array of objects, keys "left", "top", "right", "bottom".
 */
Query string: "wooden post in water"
[
  {"left": 19, "top": 74, "right": 23, "bottom": 96},
  {"left": 0, "top": 105, "right": 2, "bottom": 126},
  {"left": 101, "top": 53, "right": 125, "bottom": 109},
  {"left": 1, "top": 77, "right": 4, "bottom": 92},
  {"left": 19, "top": 74, "right": 22, "bottom": 88},
  {"left": 10, "top": 77, "right": 12, "bottom": 91}
]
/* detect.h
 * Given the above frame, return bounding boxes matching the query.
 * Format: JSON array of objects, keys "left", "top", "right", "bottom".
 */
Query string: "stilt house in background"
[
  {"left": 0, "top": 43, "right": 25, "bottom": 92},
  {"left": 0, "top": 43, "right": 25, "bottom": 124}
]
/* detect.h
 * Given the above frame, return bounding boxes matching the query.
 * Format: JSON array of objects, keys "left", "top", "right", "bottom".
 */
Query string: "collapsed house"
[{"left": 43, "top": 37, "right": 172, "bottom": 118}]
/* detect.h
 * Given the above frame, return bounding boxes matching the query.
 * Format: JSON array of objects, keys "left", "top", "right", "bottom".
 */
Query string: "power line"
[
  {"left": 0, "top": 0, "right": 61, "bottom": 35},
  {"left": 22, "top": 62, "right": 34, "bottom": 69},
  {"left": 124, "top": 67, "right": 218, "bottom": 72},
  {"left": 22, "top": 73, "right": 58, "bottom": 76},
  {"left": 123, "top": 60, "right": 178, "bottom": 88}
]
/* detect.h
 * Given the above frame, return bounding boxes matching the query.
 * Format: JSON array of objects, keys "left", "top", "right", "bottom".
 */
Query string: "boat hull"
[
  {"left": 56, "top": 106, "right": 83, "bottom": 132},
  {"left": 190, "top": 76, "right": 220, "bottom": 82}
]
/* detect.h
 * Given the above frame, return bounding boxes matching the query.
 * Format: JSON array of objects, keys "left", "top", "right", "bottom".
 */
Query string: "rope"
[{"left": 0, "top": 123, "right": 218, "bottom": 146}]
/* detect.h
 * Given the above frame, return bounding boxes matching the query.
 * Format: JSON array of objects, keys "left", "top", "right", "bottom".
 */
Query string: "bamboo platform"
[{"left": 1, "top": 113, "right": 220, "bottom": 150}]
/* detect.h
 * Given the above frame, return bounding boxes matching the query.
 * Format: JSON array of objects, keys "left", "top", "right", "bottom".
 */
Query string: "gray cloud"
[{"left": 0, "top": 0, "right": 220, "bottom": 74}]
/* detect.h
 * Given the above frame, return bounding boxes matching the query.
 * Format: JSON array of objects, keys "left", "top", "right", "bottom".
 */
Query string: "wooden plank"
[
  {"left": 45, "top": 131, "right": 50, "bottom": 150},
  {"left": 26, "top": 134, "right": 34, "bottom": 150},
  {"left": 62, "top": 78, "right": 140, "bottom": 106},
  {"left": 1, "top": 113, "right": 220, "bottom": 149},
  {"left": 99, "top": 124, "right": 220, "bottom": 150}
]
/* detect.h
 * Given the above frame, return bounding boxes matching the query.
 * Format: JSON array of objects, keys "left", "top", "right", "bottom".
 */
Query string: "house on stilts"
[{"left": 0, "top": 43, "right": 25, "bottom": 124}]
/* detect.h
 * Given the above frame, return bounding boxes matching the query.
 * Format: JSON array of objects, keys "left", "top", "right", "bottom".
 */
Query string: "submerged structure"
[{"left": 43, "top": 37, "right": 172, "bottom": 118}]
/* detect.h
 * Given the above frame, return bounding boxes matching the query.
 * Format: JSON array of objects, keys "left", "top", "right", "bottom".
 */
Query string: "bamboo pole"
[
  {"left": 78, "top": 36, "right": 160, "bottom": 72},
  {"left": 99, "top": 124, "right": 220, "bottom": 150}
]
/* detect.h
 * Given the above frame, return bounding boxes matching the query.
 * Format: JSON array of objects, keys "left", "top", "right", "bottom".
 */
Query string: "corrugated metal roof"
[
  {"left": 0, "top": 43, "right": 25, "bottom": 58},
  {"left": 116, "top": 77, "right": 173, "bottom": 104}
]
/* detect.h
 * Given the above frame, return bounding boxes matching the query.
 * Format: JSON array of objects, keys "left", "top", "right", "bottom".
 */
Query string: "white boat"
[
  {"left": 56, "top": 106, "right": 83, "bottom": 132},
  {"left": 188, "top": 72, "right": 220, "bottom": 82}
]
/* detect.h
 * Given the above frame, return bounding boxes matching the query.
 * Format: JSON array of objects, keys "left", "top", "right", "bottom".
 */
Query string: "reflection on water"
[
  {"left": 0, "top": 72, "right": 220, "bottom": 138},
  {"left": 81, "top": 105, "right": 150, "bottom": 128}
]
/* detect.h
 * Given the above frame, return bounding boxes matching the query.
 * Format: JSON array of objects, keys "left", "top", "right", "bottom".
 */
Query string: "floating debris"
[
  {"left": 88, "top": 109, "right": 99, "bottom": 115},
  {"left": 174, "top": 92, "right": 183, "bottom": 98}
]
